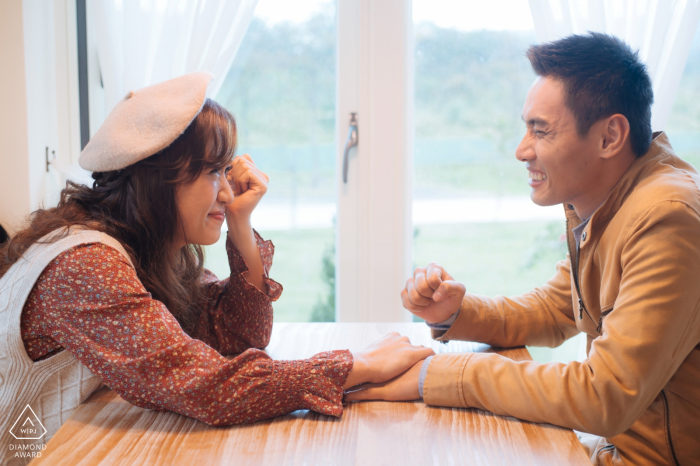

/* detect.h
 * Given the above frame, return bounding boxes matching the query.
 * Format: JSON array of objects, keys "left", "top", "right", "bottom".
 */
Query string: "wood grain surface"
[{"left": 32, "top": 323, "right": 590, "bottom": 466}]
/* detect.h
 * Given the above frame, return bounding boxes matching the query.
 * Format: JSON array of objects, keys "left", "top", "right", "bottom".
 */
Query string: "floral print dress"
[{"left": 20, "top": 232, "right": 353, "bottom": 425}]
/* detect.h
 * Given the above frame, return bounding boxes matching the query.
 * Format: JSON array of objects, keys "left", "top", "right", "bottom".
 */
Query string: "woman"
[{"left": 0, "top": 72, "right": 432, "bottom": 457}]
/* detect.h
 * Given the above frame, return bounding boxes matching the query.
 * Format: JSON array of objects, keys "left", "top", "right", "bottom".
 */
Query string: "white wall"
[
  {"left": 0, "top": 0, "right": 81, "bottom": 235},
  {"left": 0, "top": 0, "right": 32, "bottom": 235}
]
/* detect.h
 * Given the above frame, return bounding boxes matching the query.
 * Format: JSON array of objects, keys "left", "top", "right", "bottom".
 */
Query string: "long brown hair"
[{"left": 0, "top": 99, "right": 236, "bottom": 335}]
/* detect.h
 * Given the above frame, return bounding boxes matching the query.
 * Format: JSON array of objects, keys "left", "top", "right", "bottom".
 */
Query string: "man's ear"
[{"left": 599, "top": 114, "right": 631, "bottom": 159}]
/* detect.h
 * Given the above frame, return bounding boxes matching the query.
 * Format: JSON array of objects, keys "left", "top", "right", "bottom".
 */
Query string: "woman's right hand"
[
  {"left": 343, "top": 333, "right": 435, "bottom": 390},
  {"left": 225, "top": 153, "right": 269, "bottom": 226}
]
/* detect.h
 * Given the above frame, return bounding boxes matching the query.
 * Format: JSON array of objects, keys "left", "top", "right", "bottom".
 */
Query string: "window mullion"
[{"left": 336, "top": 0, "right": 414, "bottom": 322}]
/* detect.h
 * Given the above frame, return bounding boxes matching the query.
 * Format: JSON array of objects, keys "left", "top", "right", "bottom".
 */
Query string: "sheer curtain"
[
  {"left": 93, "top": 0, "right": 259, "bottom": 114},
  {"left": 527, "top": 0, "right": 700, "bottom": 131},
  {"left": 52, "top": 0, "right": 257, "bottom": 185}
]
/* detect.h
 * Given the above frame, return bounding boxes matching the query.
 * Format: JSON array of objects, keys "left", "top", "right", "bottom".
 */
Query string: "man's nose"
[{"left": 515, "top": 134, "right": 535, "bottom": 162}]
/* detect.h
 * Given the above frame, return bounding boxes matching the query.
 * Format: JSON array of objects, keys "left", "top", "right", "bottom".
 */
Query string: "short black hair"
[{"left": 526, "top": 32, "right": 653, "bottom": 157}]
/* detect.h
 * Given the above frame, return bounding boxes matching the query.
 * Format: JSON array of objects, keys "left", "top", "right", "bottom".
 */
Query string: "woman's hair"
[{"left": 0, "top": 98, "right": 237, "bottom": 335}]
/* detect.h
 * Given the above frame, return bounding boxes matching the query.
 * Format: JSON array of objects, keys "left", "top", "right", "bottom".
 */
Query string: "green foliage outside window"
[
  {"left": 310, "top": 243, "right": 335, "bottom": 322},
  {"left": 210, "top": 12, "right": 700, "bottom": 323}
]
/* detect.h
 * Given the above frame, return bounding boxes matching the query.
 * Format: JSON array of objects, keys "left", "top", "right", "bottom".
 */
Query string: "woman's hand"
[
  {"left": 343, "top": 333, "right": 434, "bottom": 390},
  {"left": 401, "top": 262, "right": 466, "bottom": 324},
  {"left": 225, "top": 154, "right": 269, "bottom": 227},
  {"left": 344, "top": 359, "right": 424, "bottom": 402},
  {"left": 225, "top": 154, "right": 269, "bottom": 292}
]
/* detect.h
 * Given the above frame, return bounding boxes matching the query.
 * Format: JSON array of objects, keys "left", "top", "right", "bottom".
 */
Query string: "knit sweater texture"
[{"left": 0, "top": 228, "right": 131, "bottom": 466}]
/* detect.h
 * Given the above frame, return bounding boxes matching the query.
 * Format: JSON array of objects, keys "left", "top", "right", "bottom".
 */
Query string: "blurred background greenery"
[{"left": 202, "top": 4, "right": 700, "bottom": 363}]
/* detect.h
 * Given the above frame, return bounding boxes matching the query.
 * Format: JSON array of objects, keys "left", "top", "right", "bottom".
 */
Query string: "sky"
[{"left": 255, "top": 0, "right": 535, "bottom": 31}]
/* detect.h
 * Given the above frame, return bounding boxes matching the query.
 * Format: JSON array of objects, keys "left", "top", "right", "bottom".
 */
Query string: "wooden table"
[{"left": 33, "top": 323, "right": 590, "bottom": 465}]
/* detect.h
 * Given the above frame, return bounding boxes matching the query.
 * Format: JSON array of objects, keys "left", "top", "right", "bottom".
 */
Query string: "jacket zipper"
[
  {"left": 566, "top": 218, "right": 595, "bottom": 326},
  {"left": 661, "top": 390, "right": 681, "bottom": 466},
  {"left": 596, "top": 309, "right": 613, "bottom": 333},
  {"left": 595, "top": 444, "right": 616, "bottom": 461}
]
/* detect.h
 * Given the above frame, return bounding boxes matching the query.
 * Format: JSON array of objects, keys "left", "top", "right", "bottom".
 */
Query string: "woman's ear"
[{"left": 600, "top": 114, "right": 631, "bottom": 159}]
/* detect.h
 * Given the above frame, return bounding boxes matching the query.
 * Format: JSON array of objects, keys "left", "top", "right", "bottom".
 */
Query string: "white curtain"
[
  {"left": 527, "top": 0, "right": 700, "bottom": 131},
  {"left": 93, "top": 0, "right": 259, "bottom": 114}
]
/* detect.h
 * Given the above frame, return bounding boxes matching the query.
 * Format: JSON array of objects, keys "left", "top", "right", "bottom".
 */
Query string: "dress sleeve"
[
  {"left": 192, "top": 230, "right": 282, "bottom": 354},
  {"left": 21, "top": 243, "right": 352, "bottom": 426}
]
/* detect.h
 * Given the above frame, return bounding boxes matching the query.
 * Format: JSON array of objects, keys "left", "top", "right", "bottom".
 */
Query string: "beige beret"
[{"left": 79, "top": 71, "right": 214, "bottom": 172}]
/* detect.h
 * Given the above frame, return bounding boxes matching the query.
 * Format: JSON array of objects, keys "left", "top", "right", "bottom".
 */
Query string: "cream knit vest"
[{"left": 0, "top": 228, "right": 133, "bottom": 466}]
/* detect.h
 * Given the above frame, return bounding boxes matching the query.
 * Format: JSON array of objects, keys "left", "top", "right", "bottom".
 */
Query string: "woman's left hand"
[
  {"left": 343, "top": 333, "right": 434, "bottom": 390},
  {"left": 344, "top": 359, "right": 424, "bottom": 402},
  {"left": 226, "top": 154, "right": 269, "bottom": 226}
]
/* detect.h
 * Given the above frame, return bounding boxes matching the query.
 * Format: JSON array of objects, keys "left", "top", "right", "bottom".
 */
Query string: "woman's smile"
[{"left": 208, "top": 210, "right": 226, "bottom": 222}]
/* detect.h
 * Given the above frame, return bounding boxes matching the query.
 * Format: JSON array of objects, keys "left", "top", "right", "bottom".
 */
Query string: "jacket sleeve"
[
  {"left": 423, "top": 201, "right": 700, "bottom": 437},
  {"left": 191, "top": 230, "right": 283, "bottom": 354},
  {"left": 433, "top": 256, "right": 579, "bottom": 348},
  {"left": 28, "top": 243, "right": 352, "bottom": 426}
]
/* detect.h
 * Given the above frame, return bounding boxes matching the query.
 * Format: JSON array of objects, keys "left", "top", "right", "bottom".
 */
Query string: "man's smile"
[{"left": 528, "top": 169, "right": 547, "bottom": 186}]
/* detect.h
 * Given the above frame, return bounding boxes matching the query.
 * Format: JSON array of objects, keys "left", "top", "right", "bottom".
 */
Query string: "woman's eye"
[{"left": 225, "top": 166, "right": 233, "bottom": 175}]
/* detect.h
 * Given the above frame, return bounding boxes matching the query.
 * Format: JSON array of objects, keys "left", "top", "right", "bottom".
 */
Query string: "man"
[{"left": 345, "top": 33, "right": 700, "bottom": 465}]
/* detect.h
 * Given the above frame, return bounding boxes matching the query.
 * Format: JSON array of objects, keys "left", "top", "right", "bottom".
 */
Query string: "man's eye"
[{"left": 534, "top": 130, "right": 546, "bottom": 137}]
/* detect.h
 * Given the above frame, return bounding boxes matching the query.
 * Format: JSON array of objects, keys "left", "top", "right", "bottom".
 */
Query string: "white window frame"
[
  {"left": 335, "top": 0, "right": 414, "bottom": 322},
  {"left": 0, "top": 0, "right": 82, "bottom": 233},
  {"left": 5, "top": 0, "right": 415, "bottom": 322}
]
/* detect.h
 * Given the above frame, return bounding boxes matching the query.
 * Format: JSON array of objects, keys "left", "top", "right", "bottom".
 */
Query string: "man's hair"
[{"left": 526, "top": 32, "right": 653, "bottom": 157}]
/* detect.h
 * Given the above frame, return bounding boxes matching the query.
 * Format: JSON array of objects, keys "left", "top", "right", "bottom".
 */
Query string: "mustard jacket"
[{"left": 424, "top": 133, "right": 700, "bottom": 465}]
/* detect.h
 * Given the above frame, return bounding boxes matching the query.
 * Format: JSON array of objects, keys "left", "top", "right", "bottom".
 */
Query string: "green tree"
[{"left": 310, "top": 243, "right": 335, "bottom": 322}]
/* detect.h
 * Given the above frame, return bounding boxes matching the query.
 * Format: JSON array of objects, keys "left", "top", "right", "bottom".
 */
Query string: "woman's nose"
[{"left": 219, "top": 179, "right": 234, "bottom": 204}]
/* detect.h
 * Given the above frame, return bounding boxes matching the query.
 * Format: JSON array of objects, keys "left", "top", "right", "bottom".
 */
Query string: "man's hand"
[
  {"left": 344, "top": 360, "right": 424, "bottom": 402},
  {"left": 401, "top": 262, "right": 466, "bottom": 324},
  {"left": 344, "top": 333, "right": 434, "bottom": 390}
]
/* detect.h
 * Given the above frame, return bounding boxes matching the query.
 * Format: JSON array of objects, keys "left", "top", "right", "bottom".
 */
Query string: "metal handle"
[
  {"left": 343, "top": 113, "right": 358, "bottom": 183},
  {"left": 45, "top": 147, "right": 56, "bottom": 172}
]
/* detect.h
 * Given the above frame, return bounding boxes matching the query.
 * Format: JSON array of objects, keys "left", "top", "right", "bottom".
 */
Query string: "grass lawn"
[
  {"left": 204, "top": 221, "right": 571, "bottom": 322},
  {"left": 412, "top": 221, "right": 568, "bottom": 297},
  {"left": 203, "top": 221, "right": 584, "bottom": 363},
  {"left": 413, "top": 221, "right": 586, "bottom": 363},
  {"left": 203, "top": 228, "right": 334, "bottom": 322}
]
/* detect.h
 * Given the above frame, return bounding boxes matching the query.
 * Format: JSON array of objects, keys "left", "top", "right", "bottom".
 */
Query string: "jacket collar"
[{"left": 564, "top": 131, "right": 675, "bottom": 226}]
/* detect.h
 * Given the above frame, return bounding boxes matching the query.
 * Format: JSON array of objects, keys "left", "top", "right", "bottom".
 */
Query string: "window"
[
  {"left": 200, "top": 1, "right": 700, "bottom": 335},
  {"left": 665, "top": 24, "right": 700, "bottom": 168},
  {"left": 413, "top": 0, "right": 566, "bottom": 301},
  {"left": 412, "top": 0, "right": 582, "bottom": 362},
  {"left": 203, "top": 0, "right": 415, "bottom": 324},
  {"left": 203, "top": 0, "right": 337, "bottom": 322}
]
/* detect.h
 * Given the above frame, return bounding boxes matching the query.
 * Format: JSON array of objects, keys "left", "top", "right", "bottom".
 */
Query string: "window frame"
[{"left": 335, "top": 0, "right": 414, "bottom": 322}]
